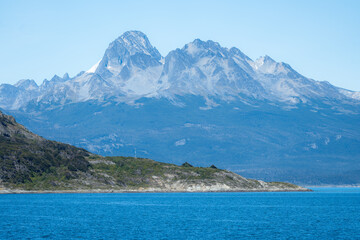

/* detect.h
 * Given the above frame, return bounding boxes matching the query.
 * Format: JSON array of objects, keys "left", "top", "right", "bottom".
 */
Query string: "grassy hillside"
[{"left": 0, "top": 111, "right": 91, "bottom": 184}]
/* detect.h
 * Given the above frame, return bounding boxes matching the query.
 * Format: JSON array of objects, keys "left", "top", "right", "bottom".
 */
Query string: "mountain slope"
[
  {"left": 0, "top": 111, "right": 307, "bottom": 192},
  {"left": 0, "top": 111, "right": 91, "bottom": 183}
]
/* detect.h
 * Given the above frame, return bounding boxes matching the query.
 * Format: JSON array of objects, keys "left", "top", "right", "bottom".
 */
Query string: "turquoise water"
[{"left": 0, "top": 188, "right": 359, "bottom": 239}]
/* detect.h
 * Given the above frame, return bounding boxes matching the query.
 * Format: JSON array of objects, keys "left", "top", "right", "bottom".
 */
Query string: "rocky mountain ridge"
[{"left": 0, "top": 31, "right": 359, "bottom": 110}]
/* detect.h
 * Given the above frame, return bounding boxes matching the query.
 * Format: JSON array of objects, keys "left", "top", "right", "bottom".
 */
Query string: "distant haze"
[{"left": 0, "top": 0, "right": 359, "bottom": 91}]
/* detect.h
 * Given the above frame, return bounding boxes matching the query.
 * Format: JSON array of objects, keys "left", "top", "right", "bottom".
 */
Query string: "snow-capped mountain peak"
[
  {"left": 78, "top": 31, "right": 165, "bottom": 98},
  {"left": 116, "top": 31, "right": 162, "bottom": 60},
  {"left": 253, "top": 55, "right": 279, "bottom": 73},
  {"left": 184, "top": 39, "right": 227, "bottom": 58},
  {"left": 93, "top": 31, "right": 162, "bottom": 78}
]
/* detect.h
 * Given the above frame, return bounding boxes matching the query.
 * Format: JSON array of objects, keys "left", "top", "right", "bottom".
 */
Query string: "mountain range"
[{"left": 1, "top": 31, "right": 359, "bottom": 185}]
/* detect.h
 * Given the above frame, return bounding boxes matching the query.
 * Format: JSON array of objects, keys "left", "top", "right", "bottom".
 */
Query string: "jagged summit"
[
  {"left": 186, "top": 39, "right": 223, "bottom": 53},
  {"left": 87, "top": 30, "right": 162, "bottom": 76},
  {"left": 84, "top": 31, "right": 164, "bottom": 96},
  {"left": 0, "top": 31, "right": 359, "bottom": 110},
  {"left": 62, "top": 73, "right": 70, "bottom": 80},
  {"left": 259, "top": 55, "right": 276, "bottom": 63},
  {"left": 115, "top": 31, "right": 162, "bottom": 60},
  {"left": 253, "top": 55, "right": 282, "bottom": 72},
  {"left": 100, "top": 30, "right": 162, "bottom": 67}
]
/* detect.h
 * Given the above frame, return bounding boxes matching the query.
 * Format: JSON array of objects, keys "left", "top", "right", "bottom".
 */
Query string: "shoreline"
[{"left": 0, "top": 188, "right": 312, "bottom": 194}]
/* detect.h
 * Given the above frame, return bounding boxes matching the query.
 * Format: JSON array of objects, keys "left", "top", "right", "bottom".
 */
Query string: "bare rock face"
[{"left": 0, "top": 111, "right": 42, "bottom": 141}]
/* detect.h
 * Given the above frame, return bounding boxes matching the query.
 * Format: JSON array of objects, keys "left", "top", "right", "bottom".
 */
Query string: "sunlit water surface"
[{"left": 1, "top": 188, "right": 359, "bottom": 239}]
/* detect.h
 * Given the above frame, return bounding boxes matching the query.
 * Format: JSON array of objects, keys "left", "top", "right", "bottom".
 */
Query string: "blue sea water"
[{"left": 0, "top": 188, "right": 359, "bottom": 240}]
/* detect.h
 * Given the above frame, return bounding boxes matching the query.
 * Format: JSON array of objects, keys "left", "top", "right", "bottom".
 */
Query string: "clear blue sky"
[{"left": 1, "top": 0, "right": 359, "bottom": 91}]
